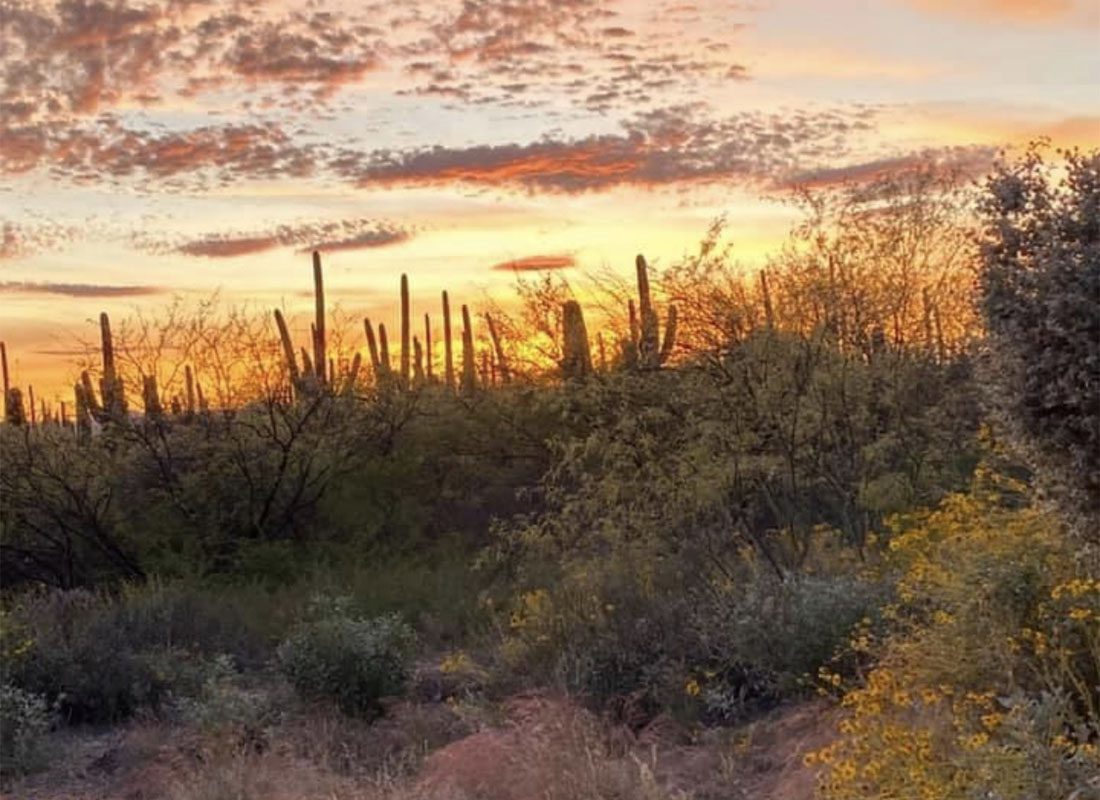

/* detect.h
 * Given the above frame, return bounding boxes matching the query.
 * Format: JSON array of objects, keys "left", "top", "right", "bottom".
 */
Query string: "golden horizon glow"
[{"left": 2, "top": 0, "right": 1098, "bottom": 402}]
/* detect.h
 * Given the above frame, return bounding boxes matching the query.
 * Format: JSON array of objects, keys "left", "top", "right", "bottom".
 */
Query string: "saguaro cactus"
[
  {"left": 80, "top": 370, "right": 102, "bottom": 418},
  {"left": 344, "top": 352, "right": 362, "bottom": 394},
  {"left": 636, "top": 255, "right": 659, "bottom": 366},
  {"left": 413, "top": 337, "right": 425, "bottom": 385},
  {"left": 561, "top": 300, "right": 593, "bottom": 380},
  {"left": 5, "top": 387, "right": 25, "bottom": 426},
  {"left": 99, "top": 312, "right": 127, "bottom": 421},
  {"left": 442, "top": 291, "right": 455, "bottom": 391},
  {"left": 400, "top": 274, "right": 411, "bottom": 387},
  {"left": 460, "top": 304, "right": 476, "bottom": 395},
  {"left": 485, "top": 313, "right": 510, "bottom": 384},
  {"left": 620, "top": 255, "right": 677, "bottom": 369},
  {"left": 312, "top": 251, "right": 326, "bottom": 388},
  {"left": 363, "top": 318, "right": 381, "bottom": 375},
  {"left": 0, "top": 341, "right": 9, "bottom": 420},
  {"left": 0, "top": 342, "right": 29, "bottom": 425},
  {"left": 74, "top": 383, "right": 90, "bottom": 439},
  {"left": 185, "top": 365, "right": 196, "bottom": 417},
  {"left": 424, "top": 314, "right": 433, "bottom": 381},
  {"left": 274, "top": 310, "right": 300, "bottom": 390},
  {"left": 659, "top": 305, "right": 678, "bottom": 364},
  {"left": 142, "top": 375, "right": 163, "bottom": 419},
  {"left": 378, "top": 324, "right": 391, "bottom": 371}
]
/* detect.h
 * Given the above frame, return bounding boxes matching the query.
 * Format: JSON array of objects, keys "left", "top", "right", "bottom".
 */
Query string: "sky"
[{"left": 2, "top": 0, "right": 1098, "bottom": 402}]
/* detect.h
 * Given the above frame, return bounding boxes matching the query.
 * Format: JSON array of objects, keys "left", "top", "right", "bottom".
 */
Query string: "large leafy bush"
[
  {"left": 977, "top": 145, "right": 1100, "bottom": 547},
  {"left": 276, "top": 600, "right": 415, "bottom": 718}
]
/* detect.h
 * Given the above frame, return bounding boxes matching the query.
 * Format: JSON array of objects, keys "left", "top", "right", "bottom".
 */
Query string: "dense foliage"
[{"left": 977, "top": 145, "right": 1100, "bottom": 548}]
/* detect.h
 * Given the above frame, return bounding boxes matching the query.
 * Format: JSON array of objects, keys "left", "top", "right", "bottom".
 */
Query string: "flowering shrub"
[{"left": 812, "top": 471, "right": 1100, "bottom": 799}]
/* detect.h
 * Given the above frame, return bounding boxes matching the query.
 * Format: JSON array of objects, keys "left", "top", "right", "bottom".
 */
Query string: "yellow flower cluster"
[{"left": 814, "top": 484, "right": 1100, "bottom": 800}]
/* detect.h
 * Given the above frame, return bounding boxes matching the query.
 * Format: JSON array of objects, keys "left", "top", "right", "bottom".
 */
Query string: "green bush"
[
  {"left": 691, "top": 572, "right": 888, "bottom": 722},
  {"left": 178, "top": 655, "right": 283, "bottom": 752},
  {"left": 977, "top": 145, "right": 1100, "bottom": 547},
  {"left": 276, "top": 601, "right": 415, "bottom": 718},
  {"left": 0, "top": 683, "right": 51, "bottom": 776},
  {"left": 501, "top": 554, "right": 692, "bottom": 711},
  {"left": 4, "top": 588, "right": 232, "bottom": 723}
]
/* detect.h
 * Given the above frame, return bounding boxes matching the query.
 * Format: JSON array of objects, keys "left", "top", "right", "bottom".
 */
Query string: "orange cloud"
[
  {"left": 779, "top": 145, "right": 997, "bottom": 190},
  {"left": 177, "top": 236, "right": 280, "bottom": 258},
  {"left": 141, "top": 219, "right": 413, "bottom": 259},
  {"left": 348, "top": 106, "right": 879, "bottom": 193},
  {"left": 0, "top": 281, "right": 163, "bottom": 298},
  {"left": 491, "top": 254, "right": 577, "bottom": 271}
]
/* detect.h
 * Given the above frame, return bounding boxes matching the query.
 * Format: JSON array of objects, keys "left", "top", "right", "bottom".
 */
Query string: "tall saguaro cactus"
[
  {"left": 561, "top": 300, "right": 593, "bottom": 380},
  {"left": 185, "top": 365, "right": 196, "bottom": 417},
  {"left": 400, "top": 274, "right": 411, "bottom": 387},
  {"left": 99, "top": 312, "right": 127, "bottom": 421},
  {"left": 413, "top": 337, "right": 425, "bottom": 385},
  {"left": 460, "top": 304, "right": 476, "bottom": 395},
  {"left": 424, "top": 314, "right": 434, "bottom": 381},
  {"left": 485, "top": 313, "right": 510, "bottom": 384},
  {"left": 274, "top": 310, "right": 300, "bottom": 390},
  {"left": 636, "top": 255, "right": 659, "bottom": 366},
  {"left": 378, "top": 323, "right": 391, "bottom": 376},
  {"left": 442, "top": 291, "right": 455, "bottom": 391},
  {"left": 344, "top": 352, "right": 362, "bottom": 394},
  {"left": 312, "top": 251, "right": 326, "bottom": 389},
  {"left": 1, "top": 341, "right": 11, "bottom": 422},
  {"left": 363, "top": 318, "right": 381, "bottom": 376},
  {"left": 142, "top": 375, "right": 163, "bottom": 420},
  {"left": 621, "top": 255, "right": 677, "bottom": 369},
  {"left": 80, "top": 370, "right": 102, "bottom": 418}
]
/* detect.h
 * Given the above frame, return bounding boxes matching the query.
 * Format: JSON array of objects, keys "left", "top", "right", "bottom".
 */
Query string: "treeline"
[{"left": 1, "top": 161, "right": 982, "bottom": 591}]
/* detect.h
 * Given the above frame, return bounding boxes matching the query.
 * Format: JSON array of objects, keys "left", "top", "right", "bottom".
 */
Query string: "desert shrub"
[
  {"left": 691, "top": 570, "right": 888, "bottom": 722},
  {"left": 499, "top": 550, "right": 695, "bottom": 712},
  {"left": 178, "top": 655, "right": 283, "bottom": 752},
  {"left": 812, "top": 471, "right": 1100, "bottom": 800},
  {"left": 3, "top": 587, "right": 226, "bottom": 723},
  {"left": 0, "top": 683, "right": 51, "bottom": 777},
  {"left": 277, "top": 599, "right": 416, "bottom": 718},
  {"left": 108, "top": 581, "right": 271, "bottom": 665}
]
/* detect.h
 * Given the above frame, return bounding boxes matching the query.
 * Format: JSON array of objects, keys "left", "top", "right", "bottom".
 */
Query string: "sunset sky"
[{"left": 2, "top": 0, "right": 1098, "bottom": 401}]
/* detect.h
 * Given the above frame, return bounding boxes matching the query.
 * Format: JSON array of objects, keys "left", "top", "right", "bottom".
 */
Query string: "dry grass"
[{"left": 1, "top": 694, "right": 831, "bottom": 800}]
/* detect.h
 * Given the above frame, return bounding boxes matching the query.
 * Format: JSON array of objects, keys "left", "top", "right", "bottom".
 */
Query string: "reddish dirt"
[{"left": 2, "top": 696, "right": 836, "bottom": 800}]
